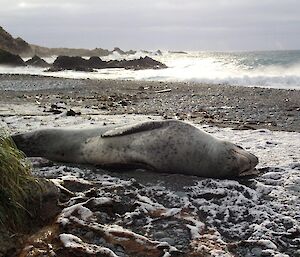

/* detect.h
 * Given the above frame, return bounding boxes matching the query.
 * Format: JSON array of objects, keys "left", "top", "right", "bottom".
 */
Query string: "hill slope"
[
  {"left": 0, "top": 26, "right": 134, "bottom": 57},
  {"left": 0, "top": 26, "right": 32, "bottom": 56}
]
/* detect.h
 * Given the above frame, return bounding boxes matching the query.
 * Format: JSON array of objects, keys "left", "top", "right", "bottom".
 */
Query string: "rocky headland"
[
  {"left": 0, "top": 26, "right": 149, "bottom": 58},
  {"left": 0, "top": 26, "right": 32, "bottom": 56}
]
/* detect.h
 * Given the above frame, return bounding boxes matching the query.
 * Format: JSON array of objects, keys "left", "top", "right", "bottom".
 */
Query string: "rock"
[
  {"left": 25, "top": 55, "right": 50, "bottom": 67},
  {"left": 126, "top": 49, "right": 136, "bottom": 55},
  {"left": 121, "top": 56, "right": 167, "bottom": 70},
  {"left": 155, "top": 49, "right": 162, "bottom": 55},
  {"left": 74, "top": 67, "right": 95, "bottom": 72},
  {"left": 51, "top": 55, "right": 106, "bottom": 71},
  {"left": 113, "top": 47, "right": 126, "bottom": 55},
  {"left": 112, "top": 47, "right": 137, "bottom": 55},
  {"left": 48, "top": 108, "right": 63, "bottom": 114},
  {"left": 52, "top": 55, "right": 89, "bottom": 70},
  {"left": 118, "top": 100, "right": 129, "bottom": 106},
  {"left": 0, "top": 48, "right": 26, "bottom": 66},
  {"left": 99, "top": 105, "right": 108, "bottom": 110},
  {"left": 233, "top": 124, "right": 256, "bottom": 130},
  {"left": 66, "top": 109, "right": 81, "bottom": 116},
  {"left": 251, "top": 247, "right": 263, "bottom": 256},
  {"left": 50, "top": 55, "right": 167, "bottom": 72},
  {"left": 86, "top": 56, "right": 106, "bottom": 69},
  {"left": 36, "top": 179, "right": 61, "bottom": 222},
  {"left": 160, "top": 237, "right": 175, "bottom": 245},
  {"left": 44, "top": 102, "right": 68, "bottom": 114}
]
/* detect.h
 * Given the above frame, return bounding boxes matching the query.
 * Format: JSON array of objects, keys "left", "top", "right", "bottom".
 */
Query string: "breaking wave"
[{"left": 1, "top": 50, "right": 300, "bottom": 89}]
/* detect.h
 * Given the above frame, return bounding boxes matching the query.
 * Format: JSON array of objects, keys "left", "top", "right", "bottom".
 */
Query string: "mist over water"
[
  {"left": 1, "top": 50, "right": 300, "bottom": 90},
  {"left": 148, "top": 50, "right": 300, "bottom": 89}
]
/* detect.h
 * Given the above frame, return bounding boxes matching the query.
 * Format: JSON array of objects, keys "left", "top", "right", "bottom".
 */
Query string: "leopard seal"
[{"left": 12, "top": 120, "right": 258, "bottom": 178}]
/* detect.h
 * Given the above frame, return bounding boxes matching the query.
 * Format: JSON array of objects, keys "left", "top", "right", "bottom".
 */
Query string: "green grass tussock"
[{"left": 0, "top": 128, "right": 39, "bottom": 230}]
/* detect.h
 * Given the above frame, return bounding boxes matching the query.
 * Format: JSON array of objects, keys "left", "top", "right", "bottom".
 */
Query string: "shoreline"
[{"left": 0, "top": 74, "right": 299, "bottom": 132}]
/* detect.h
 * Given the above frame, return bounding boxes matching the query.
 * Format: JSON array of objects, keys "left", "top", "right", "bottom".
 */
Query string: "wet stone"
[
  {"left": 251, "top": 247, "right": 263, "bottom": 256},
  {"left": 153, "top": 231, "right": 165, "bottom": 238},
  {"left": 160, "top": 237, "right": 175, "bottom": 245},
  {"left": 114, "top": 245, "right": 126, "bottom": 256},
  {"left": 84, "top": 231, "right": 95, "bottom": 240},
  {"left": 94, "top": 211, "right": 111, "bottom": 223}
]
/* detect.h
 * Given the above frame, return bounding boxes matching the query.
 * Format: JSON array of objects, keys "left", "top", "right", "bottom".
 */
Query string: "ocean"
[{"left": 1, "top": 49, "right": 300, "bottom": 89}]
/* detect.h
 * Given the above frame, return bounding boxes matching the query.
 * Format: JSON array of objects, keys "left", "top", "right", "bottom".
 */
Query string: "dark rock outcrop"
[
  {"left": 155, "top": 50, "right": 162, "bottom": 55},
  {"left": 86, "top": 56, "right": 106, "bottom": 69},
  {"left": 49, "top": 55, "right": 167, "bottom": 72},
  {"left": 126, "top": 49, "right": 137, "bottom": 55},
  {"left": 25, "top": 55, "right": 50, "bottom": 67},
  {"left": 49, "top": 56, "right": 96, "bottom": 72},
  {"left": 0, "top": 48, "right": 26, "bottom": 66},
  {"left": 121, "top": 56, "right": 167, "bottom": 70},
  {"left": 113, "top": 47, "right": 137, "bottom": 55},
  {"left": 113, "top": 47, "right": 126, "bottom": 55}
]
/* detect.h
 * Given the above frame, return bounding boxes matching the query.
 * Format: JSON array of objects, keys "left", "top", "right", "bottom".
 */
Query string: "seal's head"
[{"left": 219, "top": 141, "right": 259, "bottom": 178}]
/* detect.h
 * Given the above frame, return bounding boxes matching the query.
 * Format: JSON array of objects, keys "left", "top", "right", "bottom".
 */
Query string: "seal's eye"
[{"left": 236, "top": 145, "right": 244, "bottom": 150}]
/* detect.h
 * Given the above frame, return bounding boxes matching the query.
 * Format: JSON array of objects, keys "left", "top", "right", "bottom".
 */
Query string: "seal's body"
[{"left": 12, "top": 120, "right": 258, "bottom": 178}]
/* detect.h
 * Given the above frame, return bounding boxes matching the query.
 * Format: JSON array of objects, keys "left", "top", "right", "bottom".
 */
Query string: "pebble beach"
[
  {"left": 1, "top": 74, "right": 299, "bottom": 132},
  {"left": 0, "top": 74, "right": 300, "bottom": 257}
]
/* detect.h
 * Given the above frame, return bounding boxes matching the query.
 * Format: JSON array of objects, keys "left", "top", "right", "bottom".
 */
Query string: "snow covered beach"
[{"left": 0, "top": 75, "right": 299, "bottom": 256}]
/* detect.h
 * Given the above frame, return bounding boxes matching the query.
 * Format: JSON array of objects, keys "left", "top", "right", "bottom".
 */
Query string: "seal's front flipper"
[{"left": 101, "top": 120, "right": 168, "bottom": 138}]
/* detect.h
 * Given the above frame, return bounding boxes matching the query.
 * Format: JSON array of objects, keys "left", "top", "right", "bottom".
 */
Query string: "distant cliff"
[
  {"left": 30, "top": 45, "right": 112, "bottom": 57},
  {"left": 0, "top": 26, "right": 32, "bottom": 56},
  {"left": 0, "top": 26, "right": 136, "bottom": 57}
]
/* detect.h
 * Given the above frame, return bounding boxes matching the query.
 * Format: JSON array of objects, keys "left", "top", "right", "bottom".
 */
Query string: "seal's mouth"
[
  {"left": 238, "top": 168, "right": 259, "bottom": 177},
  {"left": 232, "top": 146, "right": 259, "bottom": 177}
]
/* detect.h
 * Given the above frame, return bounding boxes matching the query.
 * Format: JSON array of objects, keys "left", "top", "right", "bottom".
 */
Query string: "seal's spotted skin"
[{"left": 12, "top": 120, "right": 258, "bottom": 178}]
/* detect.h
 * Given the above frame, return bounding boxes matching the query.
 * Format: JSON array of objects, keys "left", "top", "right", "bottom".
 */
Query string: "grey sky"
[{"left": 1, "top": 0, "right": 300, "bottom": 51}]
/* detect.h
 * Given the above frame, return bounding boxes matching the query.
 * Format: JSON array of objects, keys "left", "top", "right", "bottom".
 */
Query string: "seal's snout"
[{"left": 234, "top": 146, "right": 259, "bottom": 177}]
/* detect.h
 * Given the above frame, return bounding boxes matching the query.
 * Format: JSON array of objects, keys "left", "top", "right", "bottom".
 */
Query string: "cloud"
[{"left": 0, "top": 0, "right": 299, "bottom": 50}]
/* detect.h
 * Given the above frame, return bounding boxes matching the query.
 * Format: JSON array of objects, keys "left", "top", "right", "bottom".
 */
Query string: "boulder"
[
  {"left": 113, "top": 47, "right": 126, "bottom": 55},
  {"left": 0, "top": 48, "right": 26, "bottom": 66},
  {"left": 86, "top": 56, "right": 106, "bottom": 69},
  {"left": 51, "top": 56, "right": 104, "bottom": 71},
  {"left": 25, "top": 55, "right": 50, "bottom": 67},
  {"left": 126, "top": 49, "right": 137, "bottom": 55},
  {"left": 155, "top": 49, "right": 162, "bottom": 55},
  {"left": 52, "top": 56, "right": 88, "bottom": 70},
  {"left": 121, "top": 56, "right": 167, "bottom": 70}
]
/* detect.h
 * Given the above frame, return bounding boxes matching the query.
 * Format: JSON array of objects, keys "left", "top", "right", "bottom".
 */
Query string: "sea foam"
[{"left": 1, "top": 50, "right": 300, "bottom": 89}]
